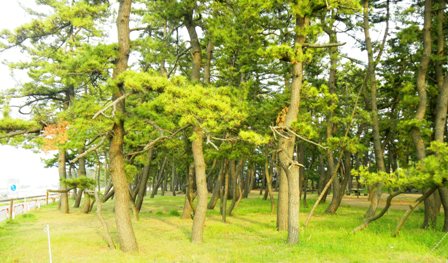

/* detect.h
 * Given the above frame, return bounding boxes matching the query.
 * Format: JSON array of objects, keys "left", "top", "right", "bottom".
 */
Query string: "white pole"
[{"left": 45, "top": 224, "right": 53, "bottom": 263}]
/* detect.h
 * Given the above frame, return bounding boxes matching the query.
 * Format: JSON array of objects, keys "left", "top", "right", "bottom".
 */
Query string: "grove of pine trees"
[{"left": 0, "top": 0, "right": 447, "bottom": 252}]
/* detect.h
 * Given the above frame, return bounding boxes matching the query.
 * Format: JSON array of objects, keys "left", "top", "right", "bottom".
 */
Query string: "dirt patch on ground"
[{"left": 341, "top": 193, "right": 422, "bottom": 210}]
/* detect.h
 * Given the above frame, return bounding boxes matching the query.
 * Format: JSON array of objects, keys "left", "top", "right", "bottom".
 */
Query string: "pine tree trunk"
[
  {"left": 318, "top": 155, "right": 329, "bottom": 203},
  {"left": 410, "top": 0, "right": 434, "bottom": 229},
  {"left": 135, "top": 149, "right": 153, "bottom": 211},
  {"left": 191, "top": 127, "right": 207, "bottom": 243},
  {"left": 182, "top": 163, "right": 195, "bottom": 219},
  {"left": 204, "top": 40, "right": 213, "bottom": 84},
  {"left": 221, "top": 161, "right": 230, "bottom": 223},
  {"left": 184, "top": 7, "right": 201, "bottom": 83},
  {"left": 228, "top": 160, "right": 243, "bottom": 216},
  {"left": 362, "top": 0, "right": 388, "bottom": 218},
  {"left": 74, "top": 147, "right": 87, "bottom": 208},
  {"left": 276, "top": 15, "right": 308, "bottom": 244},
  {"left": 243, "top": 163, "right": 255, "bottom": 198},
  {"left": 277, "top": 166, "right": 288, "bottom": 230},
  {"left": 208, "top": 160, "right": 226, "bottom": 209},
  {"left": 265, "top": 159, "right": 275, "bottom": 213},
  {"left": 434, "top": 0, "right": 448, "bottom": 232},
  {"left": 326, "top": 151, "right": 351, "bottom": 213},
  {"left": 82, "top": 193, "right": 91, "bottom": 213},
  {"left": 59, "top": 148, "right": 69, "bottom": 214},
  {"left": 109, "top": 0, "right": 138, "bottom": 252},
  {"left": 171, "top": 157, "right": 176, "bottom": 196}
]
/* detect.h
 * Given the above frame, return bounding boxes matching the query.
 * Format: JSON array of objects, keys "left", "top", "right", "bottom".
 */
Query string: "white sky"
[{"left": 0, "top": 1, "right": 58, "bottom": 198}]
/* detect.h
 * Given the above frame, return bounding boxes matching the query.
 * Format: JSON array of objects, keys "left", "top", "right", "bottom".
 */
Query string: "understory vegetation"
[{"left": 0, "top": 194, "right": 447, "bottom": 262}]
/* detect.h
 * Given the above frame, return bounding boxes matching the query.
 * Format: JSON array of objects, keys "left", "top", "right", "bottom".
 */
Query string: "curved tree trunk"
[
  {"left": 394, "top": 187, "right": 437, "bottom": 237},
  {"left": 353, "top": 191, "right": 403, "bottom": 233}
]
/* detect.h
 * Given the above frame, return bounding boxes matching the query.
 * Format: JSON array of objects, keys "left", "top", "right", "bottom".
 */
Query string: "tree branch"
[
  {"left": 93, "top": 94, "right": 128, "bottom": 119},
  {"left": 0, "top": 127, "right": 41, "bottom": 139},
  {"left": 71, "top": 136, "right": 107, "bottom": 164},
  {"left": 127, "top": 125, "right": 190, "bottom": 158},
  {"left": 303, "top": 42, "right": 346, "bottom": 48}
]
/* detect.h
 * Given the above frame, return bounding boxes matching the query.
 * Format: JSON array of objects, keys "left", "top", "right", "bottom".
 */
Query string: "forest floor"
[{"left": 0, "top": 191, "right": 446, "bottom": 262}]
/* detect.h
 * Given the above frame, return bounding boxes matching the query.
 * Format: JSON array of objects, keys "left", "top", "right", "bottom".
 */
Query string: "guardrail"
[{"left": 0, "top": 193, "right": 60, "bottom": 223}]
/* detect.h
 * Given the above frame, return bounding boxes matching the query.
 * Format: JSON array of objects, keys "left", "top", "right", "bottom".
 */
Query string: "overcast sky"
[{"left": 0, "top": 1, "right": 58, "bottom": 197}]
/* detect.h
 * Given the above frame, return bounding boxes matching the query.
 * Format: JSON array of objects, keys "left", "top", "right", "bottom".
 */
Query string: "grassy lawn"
[{"left": 0, "top": 192, "right": 447, "bottom": 262}]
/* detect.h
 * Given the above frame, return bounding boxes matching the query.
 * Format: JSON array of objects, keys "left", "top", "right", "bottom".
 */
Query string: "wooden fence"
[{"left": 0, "top": 192, "right": 59, "bottom": 222}]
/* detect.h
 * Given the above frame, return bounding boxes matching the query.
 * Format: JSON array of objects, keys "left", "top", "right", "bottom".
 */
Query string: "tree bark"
[
  {"left": 434, "top": 0, "right": 448, "bottom": 232},
  {"left": 204, "top": 40, "right": 213, "bottom": 84},
  {"left": 265, "top": 159, "right": 275, "bottom": 214},
  {"left": 109, "top": 0, "right": 138, "bottom": 252},
  {"left": 362, "top": 0, "right": 388, "bottom": 218},
  {"left": 243, "top": 163, "right": 254, "bottom": 198},
  {"left": 276, "top": 14, "right": 308, "bottom": 244},
  {"left": 59, "top": 148, "right": 69, "bottom": 214},
  {"left": 411, "top": 0, "right": 435, "bottom": 229},
  {"left": 182, "top": 163, "right": 195, "bottom": 219},
  {"left": 94, "top": 190, "right": 115, "bottom": 249},
  {"left": 184, "top": 7, "right": 201, "bottom": 83},
  {"left": 75, "top": 147, "right": 87, "bottom": 208},
  {"left": 221, "top": 159, "right": 230, "bottom": 223},
  {"left": 353, "top": 191, "right": 403, "bottom": 233},
  {"left": 318, "top": 155, "right": 329, "bottom": 203},
  {"left": 171, "top": 156, "right": 176, "bottom": 196},
  {"left": 82, "top": 192, "right": 91, "bottom": 213},
  {"left": 228, "top": 160, "right": 244, "bottom": 216},
  {"left": 393, "top": 187, "right": 437, "bottom": 237},
  {"left": 191, "top": 127, "right": 207, "bottom": 243},
  {"left": 150, "top": 157, "right": 168, "bottom": 198},
  {"left": 208, "top": 160, "right": 226, "bottom": 209},
  {"left": 326, "top": 151, "right": 351, "bottom": 213},
  {"left": 135, "top": 149, "right": 153, "bottom": 211}
]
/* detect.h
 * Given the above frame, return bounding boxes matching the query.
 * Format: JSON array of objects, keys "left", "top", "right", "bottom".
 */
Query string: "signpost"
[{"left": 9, "top": 185, "right": 17, "bottom": 219}]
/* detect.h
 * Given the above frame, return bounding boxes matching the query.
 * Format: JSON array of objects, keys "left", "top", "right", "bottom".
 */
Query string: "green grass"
[{"left": 0, "top": 193, "right": 447, "bottom": 262}]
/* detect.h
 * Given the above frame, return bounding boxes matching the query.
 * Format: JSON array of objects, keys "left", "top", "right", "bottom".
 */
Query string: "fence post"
[
  {"left": 9, "top": 199, "right": 14, "bottom": 220},
  {"left": 46, "top": 191, "right": 49, "bottom": 205}
]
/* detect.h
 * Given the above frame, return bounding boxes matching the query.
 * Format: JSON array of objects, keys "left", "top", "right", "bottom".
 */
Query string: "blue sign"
[{"left": 10, "top": 184, "right": 16, "bottom": 191}]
